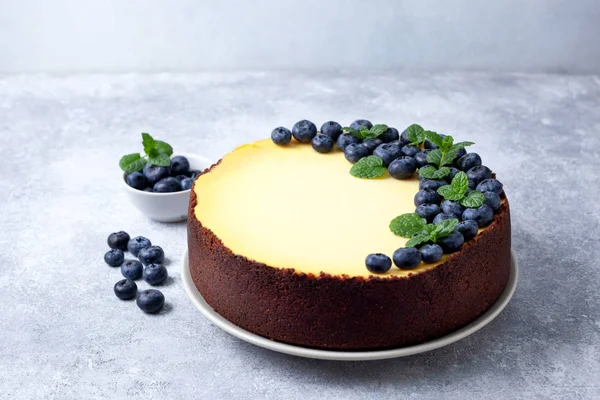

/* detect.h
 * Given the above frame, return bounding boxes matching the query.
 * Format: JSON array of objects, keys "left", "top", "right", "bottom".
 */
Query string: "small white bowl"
[{"left": 122, "top": 153, "right": 213, "bottom": 223}]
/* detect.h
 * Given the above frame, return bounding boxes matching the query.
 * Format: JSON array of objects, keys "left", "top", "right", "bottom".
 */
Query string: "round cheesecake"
[{"left": 188, "top": 138, "right": 511, "bottom": 350}]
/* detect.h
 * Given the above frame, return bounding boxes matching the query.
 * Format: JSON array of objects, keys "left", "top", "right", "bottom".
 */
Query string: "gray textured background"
[{"left": 1, "top": 72, "right": 599, "bottom": 399}]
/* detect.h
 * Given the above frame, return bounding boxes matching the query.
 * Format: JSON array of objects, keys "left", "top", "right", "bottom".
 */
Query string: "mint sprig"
[
  {"left": 349, "top": 155, "right": 386, "bottom": 179},
  {"left": 119, "top": 133, "right": 174, "bottom": 173},
  {"left": 406, "top": 124, "right": 426, "bottom": 146},
  {"left": 425, "top": 132, "right": 474, "bottom": 168},
  {"left": 343, "top": 124, "right": 388, "bottom": 140},
  {"left": 389, "top": 213, "right": 426, "bottom": 237},
  {"left": 418, "top": 165, "right": 450, "bottom": 180},
  {"left": 390, "top": 213, "right": 459, "bottom": 247},
  {"left": 437, "top": 171, "right": 485, "bottom": 208}
]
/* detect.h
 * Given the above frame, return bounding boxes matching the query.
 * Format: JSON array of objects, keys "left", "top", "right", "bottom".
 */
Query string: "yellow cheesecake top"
[{"left": 194, "top": 138, "right": 451, "bottom": 278}]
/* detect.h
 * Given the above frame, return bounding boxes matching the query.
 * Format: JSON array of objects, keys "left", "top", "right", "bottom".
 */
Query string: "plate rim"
[{"left": 181, "top": 248, "right": 518, "bottom": 361}]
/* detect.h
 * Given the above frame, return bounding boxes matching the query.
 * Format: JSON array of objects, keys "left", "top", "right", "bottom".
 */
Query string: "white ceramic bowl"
[{"left": 122, "top": 154, "right": 213, "bottom": 223}]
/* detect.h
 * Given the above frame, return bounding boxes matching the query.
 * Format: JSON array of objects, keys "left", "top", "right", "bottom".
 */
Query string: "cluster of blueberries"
[
  {"left": 271, "top": 119, "right": 504, "bottom": 274},
  {"left": 104, "top": 231, "right": 168, "bottom": 313},
  {"left": 125, "top": 155, "right": 201, "bottom": 193}
]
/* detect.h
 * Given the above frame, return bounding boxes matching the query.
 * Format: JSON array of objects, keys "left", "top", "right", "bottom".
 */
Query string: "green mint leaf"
[
  {"left": 440, "top": 135, "right": 454, "bottom": 152},
  {"left": 424, "top": 131, "right": 444, "bottom": 148},
  {"left": 349, "top": 155, "right": 386, "bottom": 179},
  {"left": 437, "top": 185, "right": 463, "bottom": 201},
  {"left": 451, "top": 171, "right": 469, "bottom": 196},
  {"left": 450, "top": 141, "right": 475, "bottom": 152},
  {"left": 426, "top": 149, "right": 443, "bottom": 167},
  {"left": 141, "top": 133, "right": 156, "bottom": 156},
  {"left": 119, "top": 153, "right": 147, "bottom": 173},
  {"left": 148, "top": 153, "right": 171, "bottom": 167},
  {"left": 431, "top": 167, "right": 450, "bottom": 179},
  {"left": 389, "top": 213, "right": 427, "bottom": 238},
  {"left": 369, "top": 124, "right": 388, "bottom": 138},
  {"left": 153, "top": 140, "right": 173, "bottom": 156},
  {"left": 406, "top": 124, "right": 425, "bottom": 144},
  {"left": 434, "top": 218, "right": 459, "bottom": 239},
  {"left": 406, "top": 232, "right": 431, "bottom": 248},
  {"left": 440, "top": 150, "right": 457, "bottom": 166},
  {"left": 460, "top": 190, "right": 486, "bottom": 208},
  {"left": 342, "top": 127, "right": 363, "bottom": 140},
  {"left": 418, "top": 165, "right": 449, "bottom": 180}
]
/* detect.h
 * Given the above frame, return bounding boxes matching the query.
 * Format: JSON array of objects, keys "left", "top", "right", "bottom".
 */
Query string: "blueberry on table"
[
  {"left": 401, "top": 145, "right": 420, "bottom": 158},
  {"left": 419, "top": 179, "right": 446, "bottom": 191},
  {"left": 379, "top": 127, "right": 399, "bottom": 143},
  {"left": 349, "top": 119, "right": 373, "bottom": 131},
  {"left": 483, "top": 191, "right": 501, "bottom": 211},
  {"left": 121, "top": 260, "right": 144, "bottom": 280},
  {"left": 393, "top": 247, "right": 422, "bottom": 269},
  {"left": 126, "top": 172, "right": 148, "bottom": 190},
  {"left": 104, "top": 249, "right": 124, "bottom": 267},
  {"left": 138, "top": 245, "right": 165, "bottom": 266},
  {"left": 419, "top": 244, "right": 443, "bottom": 263},
  {"left": 441, "top": 200, "right": 465, "bottom": 219},
  {"left": 143, "top": 264, "right": 168, "bottom": 285},
  {"left": 137, "top": 289, "right": 165, "bottom": 313},
  {"left": 373, "top": 143, "right": 403, "bottom": 167},
  {"left": 271, "top": 127, "right": 292, "bottom": 145},
  {"left": 336, "top": 133, "right": 361, "bottom": 151},
  {"left": 457, "top": 220, "right": 479, "bottom": 241},
  {"left": 438, "top": 231, "right": 464, "bottom": 253},
  {"left": 462, "top": 204, "right": 494, "bottom": 227},
  {"left": 476, "top": 178, "right": 504, "bottom": 195},
  {"left": 344, "top": 143, "right": 370, "bottom": 163},
  {"left": 320, "top": 121, "right": 343, "bottom": 141},
  {"left": 365, "top": 253, "right": 392, "bottom": 274},
  {"left": 128, "top": 236, "right": 152, "bottom": 257},
  {"left": 415, "top": 203, "right": 441, "bottom": 223},
  {"left": 114, "top": 279, "right": 137, "bottom": 300},
  {"left": 388, "top": 156, "right": 417, "bottom": 179},
  {"left": 362, "top": 138, "right": 383, "bottom": 153},
  {"left": 170, "top": 155, "right": 190, "bottom": 176},
  {"left": 414, "top": 150, "right": 433, "bottom": 167},
  {"left": 456, "top": 153, "right": 482, "bottom": 172},
  {"left": 153, "top": 177, "right": 181, "bottom": 193},
  {"left": 292, "top": 120, "right": 317, "bottom": 143},
  {"left": 311, "top": 134, "right": 335, "bottom": 154},
  {"left": 466, "top": 165, "right": 493, "bottom": 187},
  {"left": 414, "top": 189, "right": 441, "bottom": 206},
  {"left": 180, "top": 177, "right": 194, "bottom": 191},
  {"left": 107, "top": 231, "right": 130, "bottom": 251},
  {"left": 142, "top": 164, "right": 170, "bottom": 186},
  {"left": 433, "top": 213, "right": 457, "bottom": 224}
]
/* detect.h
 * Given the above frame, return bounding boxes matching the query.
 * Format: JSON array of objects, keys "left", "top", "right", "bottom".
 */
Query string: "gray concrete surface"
[{"left": 0, "top": 72, "right": 599, "bottom": 399}]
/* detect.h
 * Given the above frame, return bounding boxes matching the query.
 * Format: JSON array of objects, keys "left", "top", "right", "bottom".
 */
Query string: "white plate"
[{"left": 181, "top": 249, "right": 518, "bottom": 361}]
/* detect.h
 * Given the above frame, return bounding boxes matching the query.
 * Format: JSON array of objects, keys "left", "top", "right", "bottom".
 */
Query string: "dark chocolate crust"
[{"left": 187, "top": 167, "right": 511, "bottom": 350}]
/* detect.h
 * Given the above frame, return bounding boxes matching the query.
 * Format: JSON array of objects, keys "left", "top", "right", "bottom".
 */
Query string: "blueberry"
[
  {"left": 153, "top": 177, "right": 181, "bottom": 193},
  {"left": 448, "top": 167, "right": 461, "bottom": 180},
  {"left": 424, "top": 134, "right": 446, "bottom": 149},
  {"left": 320, "top": 121, "right": 343, "bottom": 141},
  {"left": 415, "top": 203, "right": 441, "bottom": 223},
  {"left": 379, "top": 127, "right": 399, "bottom": 143},
  {"left": 126, "top": 172, "right": 148, "bottom": 190},
  {"left": 454, "top": 147, "right": 467, "bottom": 159},
  {"left": 365, "top": 253, "right": 392, "bottom": 274},
  {"left": 393, "top": 247, "right": 422, "bottom": 269},
  {"left": 362, "top": 138, "right": 383, "bottom": 153},
  {"left": 138, "top": 245, "right": 165, "bottom": 266},
  {"left": 180, "top": 177, "right": 193, "bottom": 191},
  {"left": 457, "top": 220, "right": 479, "bottom": 241},
  {"left": 462, "top": 204, "right": 494, "bottom": 227},
  {"left": 441, "top": 200, "right": 465, "bottom": 219},
  {"left": 143, "top": 164, "right": 170, "bottom": 186},
  {"left": 344, "top": 143, "right": 369, "bottom": 163},
  {"left": 170, "top": 156, "right": 190, "bottom": 176},
  {"left": 121, "top": 260, "right": 143, "bottom": 280},
  {"left": 476, "top": 178, "right": 504, "bottom": 195},
  {"left": 483, "top": 191, "right": 501, "bottom": 211},
  {"left": 114, "top": 279, "right": 137, "bottom": 300},
  {"left": 349, "top": 119, "right": 373, "bottom": 131},
  {"left": 399, "top": 129, "right": 409, "bottom": 145},
  {"left": 388, "top": 156, "right": 417, "bottom": 179},
  {"left": 107, "top": 231, "right": 130, "bottom": 251},
  {"left": 128, "top": 236, "right": 152, "bottom": 257},
  {"left": 467, "top": 165, "right": 492, "bottom": 187},
  {"left": 143, "top": 264, "right": 168, "bottom": 285},
  {"left": 401, "top": 145, "right": 420, "bottom": 158},
  {"left": 438, "top": 231, "right": 464, "bottom": 253},
  {"left": 137, "top": 289, "right": 165, "bottom": 313},
  {"left": 187, "top": 169, "right": 201, "bottom": 178},
  {"left": 433, "top": 213, "right": 457, "bottom": 224},
  {"left": 456, "top": 153, "right": 482, "bottom": 172},
  {"left": 414, "top": 150, "right": 433, "bottom": 167},
  {"left": 104, "top": 249, "right": 124, "bottom": 267},
  {"left": 336, "top": 133, "right": 361, "bottom": 151},
  {"left": 311, "top": 134, "right": 335, "bottom": 153},
  {"left": 373, "top": 143, "right": 403, "bottom": 167},
  {"left": 419, "top": 179, "right": 446, "bottom": 191},
  {"left": 419, "top": 244, "right": 443, "bottom": 263},
  {"left": 173, "top": 175, "right": 188, "bottom": 184},
  {"left": 292, "top": 120, "right": 317, "bottom": 143},
  {"left": 271, "top": 127, "right": 292, "bottom": 145},
  {"left": 414, "top": 189, "right": 441, "bottom": 206}
]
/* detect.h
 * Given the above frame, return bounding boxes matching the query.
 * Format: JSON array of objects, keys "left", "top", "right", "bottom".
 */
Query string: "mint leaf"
[
  {"left": 406, "top": 232, "right": 431, "bottom": 248},
  {"left": 148, "top": 153, "right": 171, "bottom": 167},
  {"left": 450, "top": 141, "right": 475, "bottom": 152},
  {"left": 419, "top": 165, "right": 450, "bottom": 180},
  {"left": 437, "top": 185, "right": 462, "bottom": 201},
  {"left": 406, "top": 124, "right": 425, "bottom": 144},
  {"left": 460, "top": 190, "right": 486, "bottom": 208},
  {"left": 349, "top": 155, "right": 386, "bottom": 179},
  {"left": 431, "top": 167, "right": 450, "bottom": 179},
  {"left": 441, "top": 135, "right": 454, "bottom": 152},
  {"left": 119, "top": 153, "right": 147, "bottom": 173},
  {"left": 154, "top": 140, "right": 173, "bottom": 156},
  {"left": 451, "top": 171, "right": 469, "bottom": 196},
  {"left": 369, "top": 124, "right": 388, "bottom": 138},
  {"left": 141, "top": 133, "right": 156, "bottom": 155},
  {"left": 440, "top": 150, "right": 457, "bottom": 166},
  {"left": 426, "top": 149, "right": 442, "bottom": 167},
  {"left": 343, "top": 127, "right": 363, "bottom": 140},
  {"left": 424, "top": 131, "right": 444, "bottom": 148},
  {"left": 389, "top": 213, "right": 427, "bottom": 237},
  {"left": 434, "top": 218, "right": 459, "bottom": 239}
]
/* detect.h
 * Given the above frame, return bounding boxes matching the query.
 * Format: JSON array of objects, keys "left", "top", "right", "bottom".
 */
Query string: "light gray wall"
[{"left": 1, "top": 0, "right": 599, "bottom": 73}]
